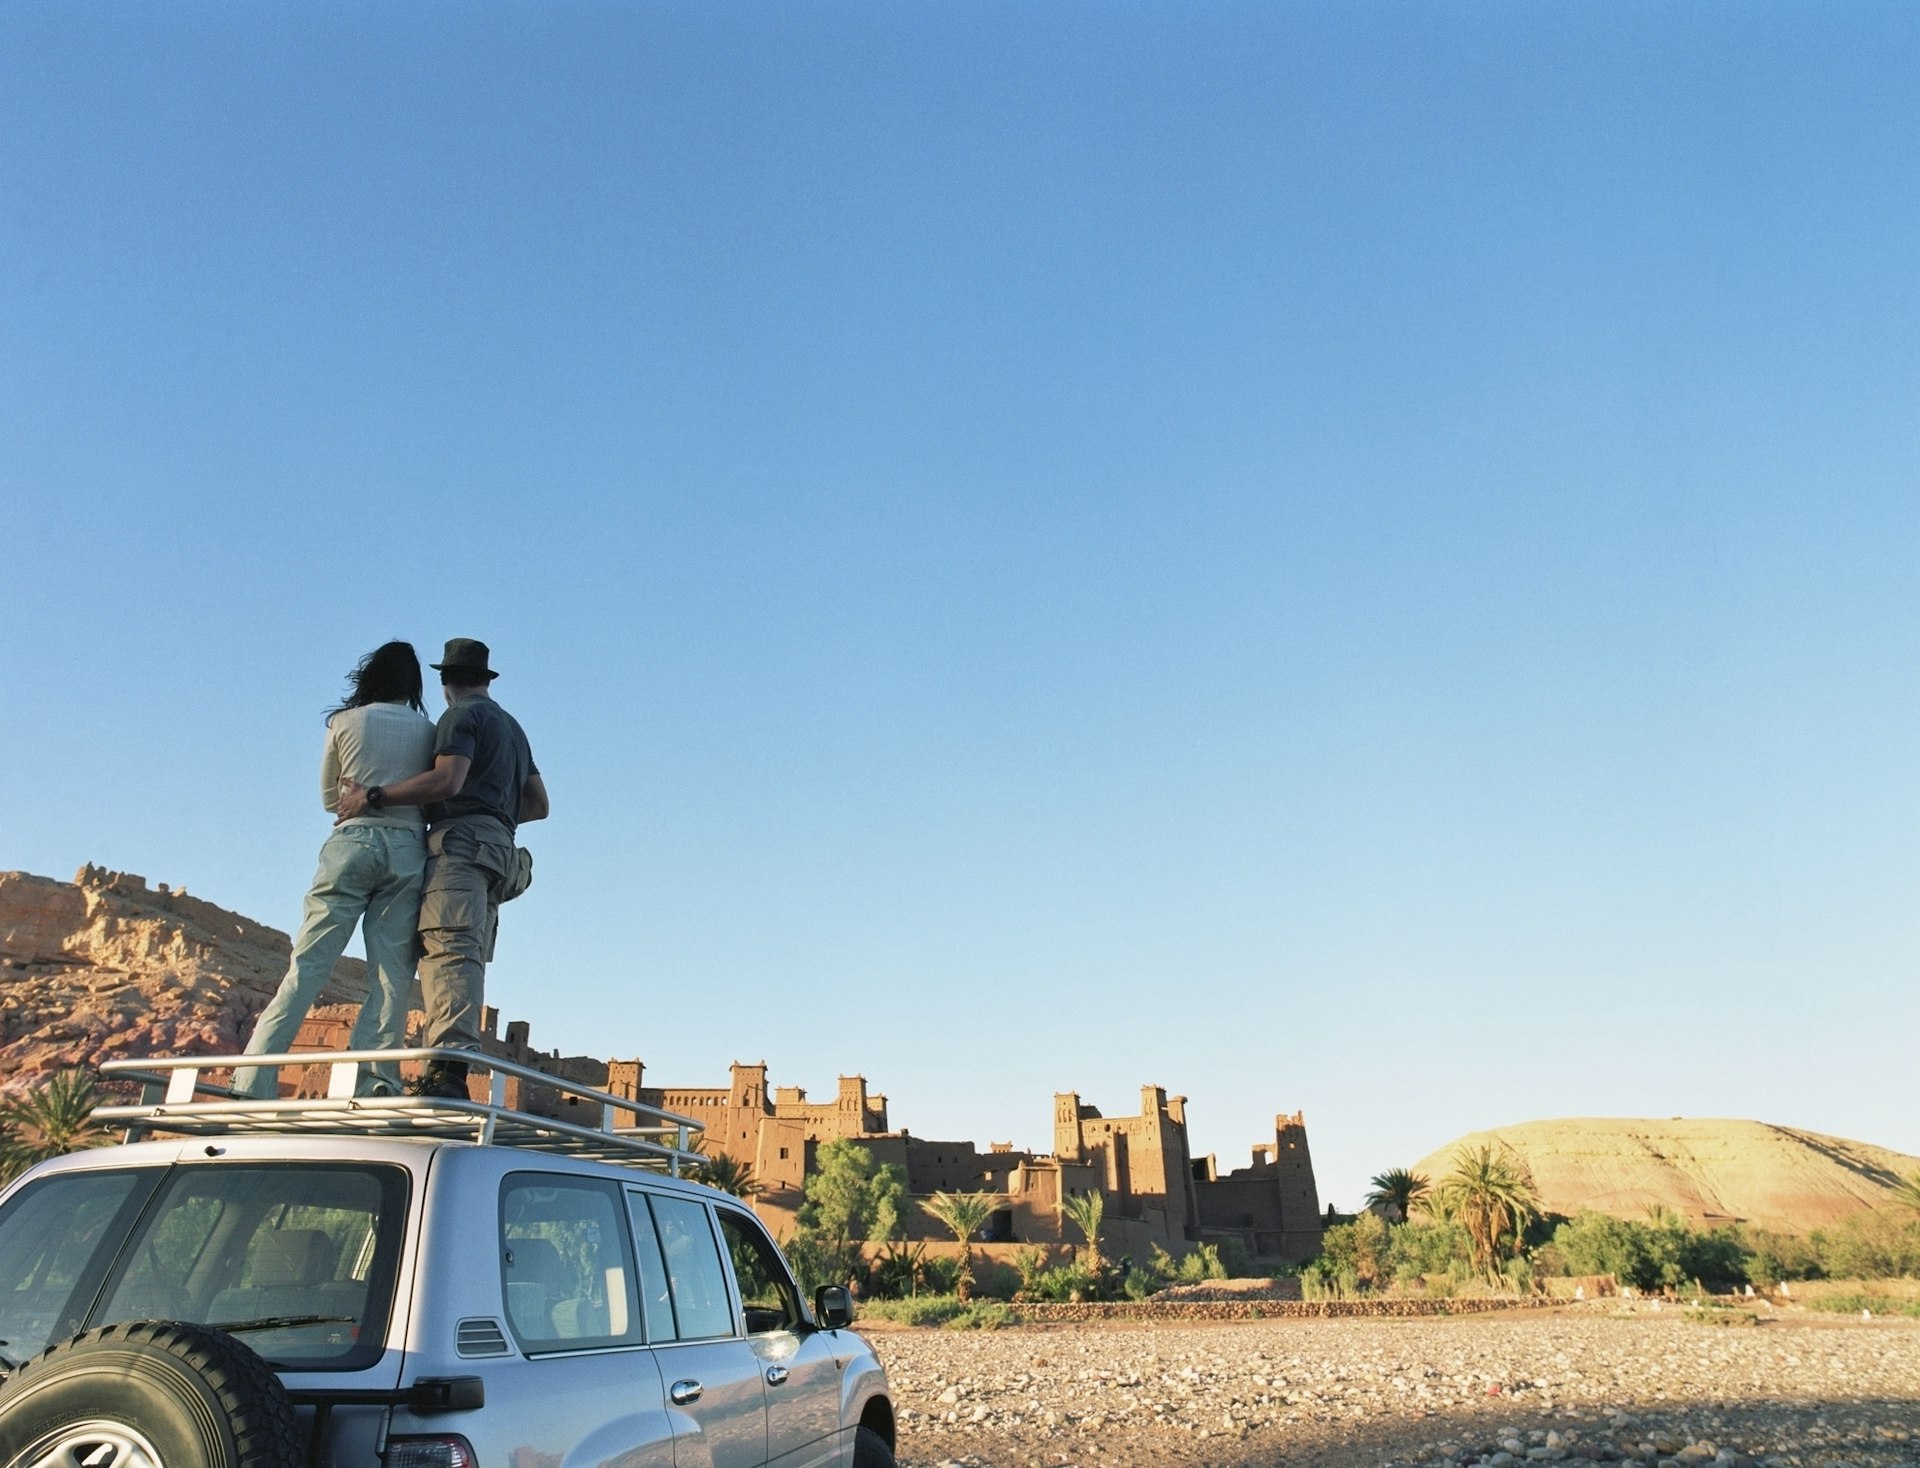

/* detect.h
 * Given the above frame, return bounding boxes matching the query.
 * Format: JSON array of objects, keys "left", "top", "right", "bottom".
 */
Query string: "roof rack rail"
[{"left": 96, "top": 1048, "right": 707, "bottom": 1177}]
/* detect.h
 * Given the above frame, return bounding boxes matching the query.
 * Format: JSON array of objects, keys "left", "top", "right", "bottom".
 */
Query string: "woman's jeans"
[{"left": 232, "top": 823, "right": 427, "bottom": 1099}]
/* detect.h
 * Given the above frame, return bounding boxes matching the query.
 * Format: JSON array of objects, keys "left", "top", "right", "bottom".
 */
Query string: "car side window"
[
  {"left": 499, "top": 1174, "right": 641, "bottom": 1353},
  {"left": 623, "top": 1190, "right": 678, "bottom": 1343},
  {"left": 715, "top": 1208, "right": 802, "bottom": 1335},
  {"left": 645, "top": 1194, "right": 735, "bottom": 1341}
]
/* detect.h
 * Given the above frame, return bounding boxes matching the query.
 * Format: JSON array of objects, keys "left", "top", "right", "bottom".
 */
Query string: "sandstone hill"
[
  {"left": 1413, "top": 1117, "right": 1920, "bottom": 1234},
  {"left": 0, "top": 865, "right": 380, "bottom": 1093}
]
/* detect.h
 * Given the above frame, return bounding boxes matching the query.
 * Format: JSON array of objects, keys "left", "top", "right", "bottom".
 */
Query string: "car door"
[
  {"left": 629, "top": 1188, "right": 768, "bottom": 1468},
  {"left": 481, "top": 1171, "right": 676, "bottom": 1468},
  {"left": 713, "top": 1206, "right": 849, "bottom": 1468}
]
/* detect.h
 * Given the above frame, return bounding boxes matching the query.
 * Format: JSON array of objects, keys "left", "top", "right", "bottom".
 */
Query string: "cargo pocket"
[{"left": 419, "top": 877, "right": 488, "bottom": 938}]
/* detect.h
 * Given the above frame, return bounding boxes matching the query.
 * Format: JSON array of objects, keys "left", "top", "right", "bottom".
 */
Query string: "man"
[{"left": 337, "top": 637, "right": 548, "bottom": 1098}]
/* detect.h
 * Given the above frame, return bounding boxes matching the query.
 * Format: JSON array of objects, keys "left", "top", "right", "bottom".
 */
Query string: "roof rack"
[{"left": 96, "top": 1048, "right": 707, "bottom": 1177}]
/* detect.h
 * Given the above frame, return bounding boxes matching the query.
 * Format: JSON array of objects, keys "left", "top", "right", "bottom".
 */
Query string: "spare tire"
[{"left": 0, "top": 1320, "right": 303, "bottom": 1468}]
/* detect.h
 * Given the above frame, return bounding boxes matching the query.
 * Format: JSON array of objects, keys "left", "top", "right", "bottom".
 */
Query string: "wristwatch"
[{"left": 366, "top": 786, "right": 385, "bottom": 811}]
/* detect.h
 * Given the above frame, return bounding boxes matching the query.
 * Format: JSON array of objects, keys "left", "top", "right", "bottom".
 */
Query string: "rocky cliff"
[
  {"left": 0, "top": 865, "right": 376, "bottom": 1092},
  {"left": 1413, "top": 1117, "right": 1920, "bottom": 1234}
]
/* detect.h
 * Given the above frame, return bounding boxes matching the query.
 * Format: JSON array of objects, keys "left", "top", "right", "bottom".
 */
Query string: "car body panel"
[{"left": 0, "top": 1130, "right": 892, "bottom": 1468}]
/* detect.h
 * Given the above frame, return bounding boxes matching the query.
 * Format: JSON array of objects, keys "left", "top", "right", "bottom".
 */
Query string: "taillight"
[{"left": 385, "top": 1436, "right": 477, "bottom": 1468}]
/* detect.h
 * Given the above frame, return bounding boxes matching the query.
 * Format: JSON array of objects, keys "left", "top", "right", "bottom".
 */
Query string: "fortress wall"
[
  {"left": 1189, "top": 1111, "right": 1325, "bottom": 1263},
  {"left": 753, "top": 1115, "right": 809, "bottom": 1193},
  {"left": 1272, "top": 1111, "right": 1323, "bottom": 1248},
  {"left": 1, "top": 871, "right": 89, "bottom": 959}
]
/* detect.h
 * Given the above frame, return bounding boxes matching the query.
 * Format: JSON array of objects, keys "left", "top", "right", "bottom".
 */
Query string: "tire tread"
[
  {"left": 0, "top": 1320, "right": 304, "bottom": 1468},
  {"left": 854, "top": 1422, "right": 898, "bottom": 1468}
]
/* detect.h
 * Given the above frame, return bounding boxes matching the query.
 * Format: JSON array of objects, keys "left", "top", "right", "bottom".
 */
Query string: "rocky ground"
[{"left": 865, "top": 1305, "right": 1920, "bottom": 1468}]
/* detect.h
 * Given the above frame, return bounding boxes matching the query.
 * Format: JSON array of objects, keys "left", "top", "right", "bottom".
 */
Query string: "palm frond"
[
  {"left": 1363, "top": 1167, "right": 1431, "bottom": 1221},
  {"left": 0, "top": 1071, "right": 109, "bottom": 1172}
]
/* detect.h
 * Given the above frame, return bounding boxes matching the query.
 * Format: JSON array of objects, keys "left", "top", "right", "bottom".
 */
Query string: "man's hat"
[{"left": 431, "top": 638, "right": 500, "bottom": 682}]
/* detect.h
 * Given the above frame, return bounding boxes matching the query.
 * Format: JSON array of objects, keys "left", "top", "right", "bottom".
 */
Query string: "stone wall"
[{"left": 1009, "top": 1296, "right": 1566, "bottom": 1323}]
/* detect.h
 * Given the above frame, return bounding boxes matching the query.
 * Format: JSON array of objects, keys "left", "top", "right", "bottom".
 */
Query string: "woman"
[{"left": 232, "top": 641, "right": 437, "bottom": 1099}]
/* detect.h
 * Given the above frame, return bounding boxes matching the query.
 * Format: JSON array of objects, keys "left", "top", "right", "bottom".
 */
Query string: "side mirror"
[{"left": 814, "top": 1284, "right": 854, "bottom": 1330}]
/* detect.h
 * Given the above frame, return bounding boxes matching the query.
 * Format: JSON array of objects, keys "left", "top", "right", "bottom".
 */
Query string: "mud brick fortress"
[
  {"left": 191, "top": 1002, "right": 1324, "bottom": 1265},
  {"left": 598, "top": 1059, "right": 1324, "bottom": 1265},
  {"left": 2, "top": 865, "right": 1325, "bottom": 1265}
]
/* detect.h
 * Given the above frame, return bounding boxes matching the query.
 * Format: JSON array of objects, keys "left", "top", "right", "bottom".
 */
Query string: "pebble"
[{"left": 863, "top": 1311, "right": 1920, "bottom": 1467}]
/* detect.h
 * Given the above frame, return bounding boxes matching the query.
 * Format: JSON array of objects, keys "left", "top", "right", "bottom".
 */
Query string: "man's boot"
[{"left": 409, "top": 1059, "right": 470, "bottom": 1100}]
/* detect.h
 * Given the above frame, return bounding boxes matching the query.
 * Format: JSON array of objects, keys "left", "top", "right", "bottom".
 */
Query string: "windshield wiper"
[
  {"left": 0, "top": 1340, "right": 18, "bottom": 1371},
  {"left": 210, "top": 1315, "right": 356, "bottom": 1334}
]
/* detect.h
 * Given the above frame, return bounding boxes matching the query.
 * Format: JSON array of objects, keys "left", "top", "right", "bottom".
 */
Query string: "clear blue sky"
[{"left": 4, "top": 2, "right": 1915, "bottom": 1211}]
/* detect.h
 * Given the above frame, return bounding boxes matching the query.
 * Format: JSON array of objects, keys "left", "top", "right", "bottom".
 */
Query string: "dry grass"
[{"left": 1787, "top": 1277, "right": 1920, "bottom": 1317}]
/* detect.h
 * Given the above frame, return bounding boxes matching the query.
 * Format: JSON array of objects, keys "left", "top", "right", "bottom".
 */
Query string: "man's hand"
[
  {"left": 335, "top": 756, "right": 470, "bottom": 825},
  {"left": 337, "top": 781, "right": 369, "bottom": 823}
]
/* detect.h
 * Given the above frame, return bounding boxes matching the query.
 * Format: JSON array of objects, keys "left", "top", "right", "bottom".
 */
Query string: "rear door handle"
[
  {"left": 765, "top": 1366, "right": 788, "bottom": 1386},
  {"left": 670, "top": 1379, "right": 703, "bottom": 1405}
]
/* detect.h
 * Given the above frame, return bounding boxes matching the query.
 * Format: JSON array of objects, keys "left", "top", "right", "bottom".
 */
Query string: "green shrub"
[
  {"left": 1501, "top": 1255, "right": 1536, "bottom": 1296},
  {"left": 857, "top": 1294, "right": 964, "bottom": 1326},
  {"left": 1122, "top": 1267, "right": 1158, "bottom": 1300},
  {"left": 1553, "top": 1211, "right": 1658, "bottom": 1289},
  {"left": 1548, "top": 1210, "right": 1920, "bottom": 1292},
  {"left": 1147, "top": 1241, "right": 1230, "bottom": 1285},
  {"left": 1185, "top": 1243, "right": 1229, "bottom": 1281},
  {"left": 1011, "top": 1246, "right": 1052, "bottom": 1295},
  {"left": 1316, "top": 1214, "right": 1390, "bottom": 1289},
  {"left": 1679, "top": 1227, "right": 1749, "bottom": 1290},
  {"left": 1683, "top": 1303, "right": 1759, "bottom": 1327},
  {"left": 1528, "top": 1240, "right": 1569, "bottom": 1278},
  {"left": 1301, "top": 1260, "right": 1359, "bottom": 1300},
  {"left": 970, "top": 1258, "right": 1021, "bottom": 1301},
  {"left": 918, "top": 1254, "right": 961, "bottom": 1295},
  {"left": 866, "top": 1237, "right": 930, "bottom": 1299},
  {"left": 945, "top": 1301, "right": 1019, "bottom": 1330},
  {"left": 1737, "top": 1228, "right": 1821, "bottom": 1287},
  {"left": 1807, "top": 1213, "right": 1920, "bottom": 1280},
  {"left": 1216, "top": 1235, "right": 1254, "bottom": 1278},
  {"left": 1026, "top": 1262, "right": 1097, "bottom": 1302},
  {"left": 1798, "top": 1290, "right": 1920, "bottom": 1318},
  {"left": 1385, "top": 1219, "right": 1474, "bottom": 1283},
  {"left": 1550, "top": 1210, "right": 1748, "bottom": 1292}
]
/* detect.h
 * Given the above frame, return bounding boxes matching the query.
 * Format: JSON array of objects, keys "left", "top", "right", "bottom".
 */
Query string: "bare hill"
[
  {"left": 0, "top": 865, "right": 376, "bottom": 1092},
  {"left": 1413, "top": 1117, "right": 1920, "bottom": 1234}
]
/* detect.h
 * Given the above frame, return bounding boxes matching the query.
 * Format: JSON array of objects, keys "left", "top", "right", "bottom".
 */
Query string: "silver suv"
[{"left": 0, "top": 1049, "right": 897, "bottom": 1468}]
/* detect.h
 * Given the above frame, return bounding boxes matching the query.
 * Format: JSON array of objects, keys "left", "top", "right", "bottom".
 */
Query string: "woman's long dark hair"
[{"left": 327, "top": 641, "right": 425, "bottom": 718}]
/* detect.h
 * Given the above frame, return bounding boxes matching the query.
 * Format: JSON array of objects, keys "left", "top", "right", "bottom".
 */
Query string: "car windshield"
[{"left": 0, "top": 1162, "right": 408, "bottom": 1373}]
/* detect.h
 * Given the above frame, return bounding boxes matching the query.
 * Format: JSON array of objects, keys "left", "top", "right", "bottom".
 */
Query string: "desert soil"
[{"left": 865, "top": 1306, "right": 1920, "bottom": 1468}]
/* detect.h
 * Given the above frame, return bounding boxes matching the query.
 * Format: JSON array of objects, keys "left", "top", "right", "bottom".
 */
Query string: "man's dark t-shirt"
[{"left": 426, "top": 695, "right": 536, "bottom": 830}]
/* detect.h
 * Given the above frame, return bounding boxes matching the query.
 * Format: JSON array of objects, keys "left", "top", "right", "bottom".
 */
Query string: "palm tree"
[
  {"left": 1431, "top": 1143, "right": 1539, "bottom": 1280},
  {"left": 693, "top": 1141, "right": 761, "bottom": 1199},
  {"left": 1364, "top": 1167, "right": 1431, "bottom": 1223},
  {"left": 1889, "top": 1171, "right": 1920, "bottom": 1214},
  {"left": 0, "top": 1071, "right": 109, "bottom": 1178},
  {"left": 1061, "top": 1189, "right": 1106, "bottom": 1277},
  {"left": 922, "top": 1191, "right": 998, "bottom": 1302}
]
